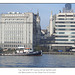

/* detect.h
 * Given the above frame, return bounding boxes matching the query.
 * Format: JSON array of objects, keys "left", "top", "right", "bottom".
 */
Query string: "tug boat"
[{"left": 1, "top": 47, "right": 42, "bottom": 56}]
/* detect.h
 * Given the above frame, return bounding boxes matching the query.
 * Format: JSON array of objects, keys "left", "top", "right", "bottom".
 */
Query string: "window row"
[
  {"left": 56, "top": 32, "right": 75, "bottom": 34},
  {"left": 56, "top": 39, "right": 75, "bottom": 41},
  {"left": 4, "top": 41, "right": 22, "bottom": 43},
  {"left": 58, "top": 18, "right": 74, "bottom": 20},
  {"left": 5, "top": 19, "right": 24, "bottom": 20},
  {"left": 4, "top": 45, "right": 24, "bottom": 47},
  {"left": 55, "top": 39, "right": 68, "bottom": 41},
  {"left": 58, "top": 15, "right": 75, "bottom": 17},
  {"left": 55, "top": 36, "right": 75, "bottom": 38},
  {"left": 55, "top": 25, "right": 75, "bottom": 27},
  {"left": 56, "top": 29, "right": 75, "bottom": 30},
  {"left": 55, "top": 43, "right": 74, "bottom": 44},
  {"left": 56, "top": 22, "right": 75, "bottom": 23}
]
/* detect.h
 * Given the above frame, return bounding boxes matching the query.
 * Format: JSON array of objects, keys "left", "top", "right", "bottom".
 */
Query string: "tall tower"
[
  {"left": 36, "top": 11, "right": 41, "bottom": 44},
  {"left": 50, "top": 11, "right": 53, "bottom": 36}
]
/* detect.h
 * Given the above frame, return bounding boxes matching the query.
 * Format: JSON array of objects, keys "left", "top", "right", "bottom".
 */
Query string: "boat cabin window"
[
  {"left": 25, "top": 48, "right": 32, "bottom": 50},
  {"left": 28, "top": 48, "right": 32, "bottom": 50},
  {"left": 16, "top": 48, "right": 24, "bottom": 50}
]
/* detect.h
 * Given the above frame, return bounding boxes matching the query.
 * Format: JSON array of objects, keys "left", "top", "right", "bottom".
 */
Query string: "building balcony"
[
  {"left": 51, "top": 44, "right": 75, "bottom": 46},
  {"left": 56, "top": 20, "right": 75, "bottom": 21}
]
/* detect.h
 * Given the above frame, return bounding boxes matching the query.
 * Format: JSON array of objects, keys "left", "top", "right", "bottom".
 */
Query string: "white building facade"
[
  {"left": 50, "top": 3, "right": 75, "bottom": 51},
  {"left": 53, "top": 13, "right": 75, "bottom": 47},
  {"left": 0, "top": 12, "right": 41, "bottom": 49}
]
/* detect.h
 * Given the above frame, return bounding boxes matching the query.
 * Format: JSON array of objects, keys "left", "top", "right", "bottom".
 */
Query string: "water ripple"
[{"left": 0, "top": 54, "right": 75, "bottom": 68}]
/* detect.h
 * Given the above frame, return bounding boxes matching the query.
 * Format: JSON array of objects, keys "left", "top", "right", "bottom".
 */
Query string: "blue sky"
[{"left": 0, "top": 3, "right": 75, "bottom": 29}]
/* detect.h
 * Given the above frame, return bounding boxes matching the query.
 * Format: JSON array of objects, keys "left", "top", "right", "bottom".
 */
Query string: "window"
[
  {"left": 71, "top": 25, "right": 75, "bottom": 27},
  {"left": 56, "top": 25, "right": 65, "bottom": 27},
  {"left": 10, "top": 45, "right": 11, "bottom": 47},
  {"left": 55, "top": 36, "right": 68, "bottom": 37},
  {"left": 56, "top": 43, "right": 74, "bottom": 44},
  {"left": 66, "top": 15, "right": 73, "bottom": 17},
  {"left": 59, "top": 32, "right": 65, "bottom": 34},
  {"left": 12, "top": 45, "right": 13, "bottom": 47},
  {"left": 71, "top": 32, "right": 75, "bottom": 34},
  {"left": 71, "top": 36, "right": 75, "bottom": 38},
  {"left": 65, "top": 22, "right": 72, "bottom": 23},
  {"left": 66, "top": 18, "right": 73, "bottom": 20},
  {"left": 65, "top": 32, "right": 71, "bottom": 34},
  {"left": 66, "top": 25, "right": 70, "bottom": 27},
  {"left": 55, "top": 22, "right": 65, "bottom": 23},
  {"left": 71, "top": 39, "right": 75, "bottom": 41},
  {"left": 58, "top": 18, "right": 64, "bottom": 20},
  {"left": 56, "top": 39, "right": 68, "bottom": 41},
  {"left": 16, "top": 45, "right": 17, "bottom": 47},
  {"left": 58, "top": 15, "right": 65, "bottom": 17},
  {"left": 71, "top": 29, "right": 75, "bottom": 30},
  {"left": 56, "top": 29, "right": 75, "bottom": 31},
  {"left": 56, "top": 29, "right": 66, "bottom": 30},
  {"left": 14, "top": 45, "right": 15, "bottom": 47}
]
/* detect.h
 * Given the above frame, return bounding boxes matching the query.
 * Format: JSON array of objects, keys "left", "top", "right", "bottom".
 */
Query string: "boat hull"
[{"left": 0, "top": 51, "right": 42, "bottom": 56}]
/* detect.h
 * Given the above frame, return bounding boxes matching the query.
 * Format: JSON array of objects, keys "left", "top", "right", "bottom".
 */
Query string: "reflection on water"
[{"left": 0, "top": 54, "right": 75, "bottom": 68}]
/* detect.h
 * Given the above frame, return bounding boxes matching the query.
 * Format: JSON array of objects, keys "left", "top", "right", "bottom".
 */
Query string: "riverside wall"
[{"left": 43, "top": 52, "right": 75, "bottom": 55}]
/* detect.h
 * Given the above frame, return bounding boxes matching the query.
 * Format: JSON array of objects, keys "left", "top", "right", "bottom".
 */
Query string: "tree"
[
  {"left": 0, "top": 47, "right": 3, "bottom": 53},
  {"left": 53, "top": 49, "right": 58, "bottom": 52},
  {"left": 34, "top": 45, "right": 49, "bottom": 52}
]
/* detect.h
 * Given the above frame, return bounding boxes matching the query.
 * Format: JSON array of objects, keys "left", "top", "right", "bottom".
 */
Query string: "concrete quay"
[{"left": 43, "top": 52, "right": 75, "bottom": 55}]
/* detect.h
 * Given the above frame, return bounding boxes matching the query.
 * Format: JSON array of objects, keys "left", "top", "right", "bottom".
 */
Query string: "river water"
[{"left": 0, "top": 54, "right": 75, "bottom": 68}]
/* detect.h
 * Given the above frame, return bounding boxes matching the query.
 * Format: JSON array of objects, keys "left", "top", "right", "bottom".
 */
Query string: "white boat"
[{"left": 1, "top": 47, "right": 42, "bottom": 56}]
